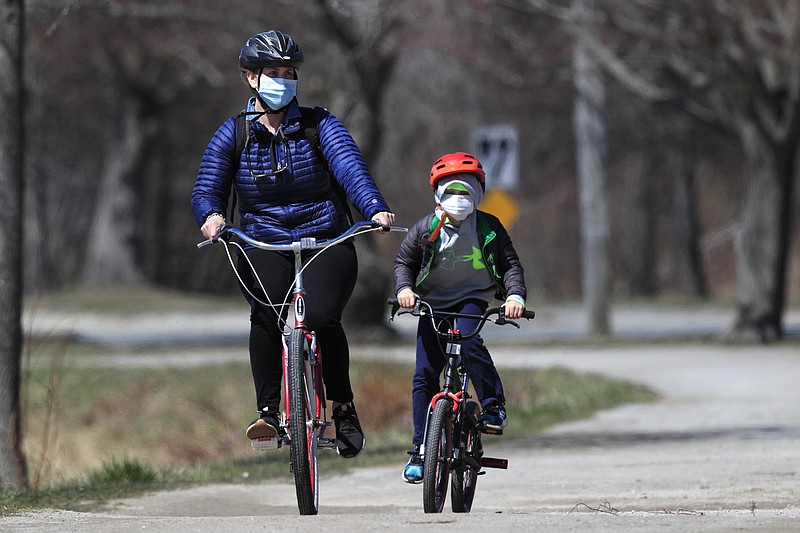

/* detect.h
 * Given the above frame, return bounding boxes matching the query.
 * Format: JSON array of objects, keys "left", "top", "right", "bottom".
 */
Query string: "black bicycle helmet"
[{"left": 239, "top": 30, "right": 304, "bottom": 71}]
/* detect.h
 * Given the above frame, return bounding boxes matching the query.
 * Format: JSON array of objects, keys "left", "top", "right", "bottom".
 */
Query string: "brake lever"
[
  {"left": 495, "top": 308, "right": 521, "bottom": 329},
  {"left": 387, "top": 297, "right": 422, "bottom": 320},
  {"left": 495, "top": 316, "right": 520, "bottom": 329}
]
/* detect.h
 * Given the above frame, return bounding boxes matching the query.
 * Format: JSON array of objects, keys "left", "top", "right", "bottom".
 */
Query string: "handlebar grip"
[
  {"left": 387, "top": 297, "right": 399, "bottom": 306},
  {"left": 522, "top": 309, "right": 536, "bottom": 320},
  {"left": 196, "top": 225, "right": 232, "bottom": 248}
]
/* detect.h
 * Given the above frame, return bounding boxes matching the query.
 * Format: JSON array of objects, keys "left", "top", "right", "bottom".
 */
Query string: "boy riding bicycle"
[{"left": 393, "top": 152, "right": 528, "bottom": 484}]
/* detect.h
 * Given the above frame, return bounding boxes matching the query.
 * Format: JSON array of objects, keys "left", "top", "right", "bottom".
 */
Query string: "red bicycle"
[
  {"left": 389, "top": 298, "right": 534, "bottom": 513},
  {"left": 199, "top": 221, "right": 406, "bottom": 515}
]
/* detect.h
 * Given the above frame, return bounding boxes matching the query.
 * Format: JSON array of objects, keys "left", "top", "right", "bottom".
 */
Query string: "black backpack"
[{"left": 227, "top": 106, "right": 353, "bottom": 224}]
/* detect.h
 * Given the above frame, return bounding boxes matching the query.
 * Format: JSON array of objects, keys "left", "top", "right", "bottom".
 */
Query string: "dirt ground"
[{"left": 4, "top": 338, "right": 800, "bottom": 532}]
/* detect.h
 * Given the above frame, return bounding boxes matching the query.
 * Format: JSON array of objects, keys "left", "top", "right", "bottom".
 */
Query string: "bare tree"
[
  {"left": 313, "top": 0, "right": 406, "bottom": 331},
  {"left": 0, "top": 0, "right": 29, "bottom": 490},
  {"left": 665, "top": 118, "right": 708, "bottom": 297},
  {"left": 26, "top": 1, "right": 252, "bottom": 288},
  {"left": 573, "top": 0, "right": 612, "bottom": 335},
  {"left": 512, "top": 0, "right": 800, "bottom": 341},
  {"left": 604, "top": 1, "right": 800, "bottom": 341}
]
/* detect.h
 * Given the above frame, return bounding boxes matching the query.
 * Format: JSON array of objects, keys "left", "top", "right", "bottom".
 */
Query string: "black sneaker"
[
  {"left": 332, "top": 402, "right": 365, "bottom": 458},
  {"left": 478, "top": 402, "right": 507, "bottom": 434},
  {"left": 246, "top": 407, "right": 280, "bottom": 439}
]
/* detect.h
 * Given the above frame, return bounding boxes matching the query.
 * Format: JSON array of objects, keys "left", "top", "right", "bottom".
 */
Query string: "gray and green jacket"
[{"left": 393, "top": 210, "right": 526, "bottom": 305}]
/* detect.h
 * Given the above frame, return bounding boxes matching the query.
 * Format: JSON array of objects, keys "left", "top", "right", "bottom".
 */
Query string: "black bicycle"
[{"left": 388, "top": 298, "right": 535, "bottom": 513}]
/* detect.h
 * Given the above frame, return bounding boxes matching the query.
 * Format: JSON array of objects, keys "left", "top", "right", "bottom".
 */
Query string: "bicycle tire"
[
  {"left": 423, "top": 398, "right": 453, "bottom": 513},
  {"left": 451, "top": 401, "right": 482, "bottom": 512},
  {"left": 287, "top": 328, "right": 319, "bottom": 516}
]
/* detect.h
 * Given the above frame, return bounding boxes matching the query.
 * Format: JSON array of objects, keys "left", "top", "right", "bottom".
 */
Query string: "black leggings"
[{"left": 237, "top": 242, "right": 358, "bottom": 412}]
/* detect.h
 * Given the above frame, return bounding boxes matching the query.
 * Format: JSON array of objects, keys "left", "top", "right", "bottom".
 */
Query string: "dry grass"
[
  {"left": 21, "top": 358, "right": 417, "bottom": 486},
  {"left": 21, "top": 352, "right": 656, "bottom": 489}
]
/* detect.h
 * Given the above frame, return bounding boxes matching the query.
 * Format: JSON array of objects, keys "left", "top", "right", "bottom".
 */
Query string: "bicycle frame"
[
  {"left": 276, "top": 239, "right": 333, "bottom": 455},
  {"left": 389, "top": 298, "right": 534, "bottom": 513},
  {"left": 200, "top": 221, "right": 407, "bottom": 515}
]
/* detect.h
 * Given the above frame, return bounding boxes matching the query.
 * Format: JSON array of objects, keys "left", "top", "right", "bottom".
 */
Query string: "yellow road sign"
[{"left": 480, "top": 189, "right": 519, "bottom": 229}]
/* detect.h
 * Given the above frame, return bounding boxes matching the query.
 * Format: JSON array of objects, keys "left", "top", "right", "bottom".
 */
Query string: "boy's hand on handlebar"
[
  {"left": 502, "top": 300, "right": 524, "bottom": 320},
  {"left": 371, "top": 211, "right": 396, "bottom": 230},
  {"left": 396, "top": 288, "right": 419, "bottom": 308},
  {"left": 201, "top": 214, "right": 226, "bottom": 240}
]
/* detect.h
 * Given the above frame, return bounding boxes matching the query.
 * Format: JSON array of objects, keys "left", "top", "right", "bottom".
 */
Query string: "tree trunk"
[
  {"left": 0, "top": 0, "right": 29, "bottom": 490},
  {"left": 315, "top": 0, "right": 400, "bottom": 331},
  {"left": 628, "top": 151, "right": 656, "bottom": 296},
  {"left": 83, "top": 95, "right": 149, "bottom": 285},
  {"left": 670, "top": 142, "right": 707, "bottom": 297},
  {"left": 573, "top": 0, "right": 612, "bottom": 336},
  {"left": 727, "top": 121, "right": 796, "bottom": 342}
]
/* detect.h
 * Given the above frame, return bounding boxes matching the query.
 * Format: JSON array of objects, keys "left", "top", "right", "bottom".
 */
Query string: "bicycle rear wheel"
[
  {"left": 423, "top": 398, "right": 453, "bottom": 513},
  {"left": 287, "top": 328, "right": 319, "bottom": 515},
  {"left": 451, "top": 401, "right": 482, "bottom": 512}
]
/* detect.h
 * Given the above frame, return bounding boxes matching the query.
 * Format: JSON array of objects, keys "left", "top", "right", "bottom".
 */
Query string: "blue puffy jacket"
[{"left": 191, "top": 100, "right": 391, "bottom": 243}]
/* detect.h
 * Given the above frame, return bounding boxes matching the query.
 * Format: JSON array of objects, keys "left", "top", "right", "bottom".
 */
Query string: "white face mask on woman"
[
  {"left": 439, "top": 192, "right": 475, "bottom": 221},
  {"left": 258, "top": 74, "right": 297, "bottom": 110}
]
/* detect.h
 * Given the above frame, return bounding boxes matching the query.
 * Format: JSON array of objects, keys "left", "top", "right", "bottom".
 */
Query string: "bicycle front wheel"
[
  {"left": 287, "top": 328, "right": 319, "bottom": 516},
  {"left": 451, "top": 401, "right": 482, "bottom": 512},
  {"left": 423, "top": 398, "right": 453, "bottom": 513}
]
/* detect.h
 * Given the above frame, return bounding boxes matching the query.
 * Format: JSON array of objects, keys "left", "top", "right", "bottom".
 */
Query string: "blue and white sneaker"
[
  {"left": 403, "top": 445, "right": 424, "bottom": 484},
  {"left": 478, "top": 402, "right": 507, "bottom": 434}
]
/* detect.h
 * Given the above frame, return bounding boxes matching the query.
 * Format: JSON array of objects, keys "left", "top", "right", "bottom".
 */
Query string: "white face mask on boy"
[{"left": 439, "top": 193, "right": 475, "bottom": 221}]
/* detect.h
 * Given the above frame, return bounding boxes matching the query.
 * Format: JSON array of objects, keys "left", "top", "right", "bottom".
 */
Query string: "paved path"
[
  {"left": 23, "top": 303, "right": 800, "bottom": 346},
  {"left": 4, "top": 341, "right": 799, "bottom": 531}
]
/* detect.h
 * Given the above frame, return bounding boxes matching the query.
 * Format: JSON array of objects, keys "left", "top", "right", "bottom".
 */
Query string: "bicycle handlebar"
[
  {"left": 387, "top": 297, "right": 535, "bottom": 340},
  {"left": 197, "top": 220, "right": 407, "bottom": 251}
]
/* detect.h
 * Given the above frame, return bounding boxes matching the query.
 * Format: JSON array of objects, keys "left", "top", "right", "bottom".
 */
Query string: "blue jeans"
[{"left": 410, "top": 299, "right": 506, "bottom": 445}]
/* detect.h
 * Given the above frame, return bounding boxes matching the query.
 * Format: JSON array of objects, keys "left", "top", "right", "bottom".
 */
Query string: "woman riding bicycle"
[
  {"left": 393, "top": 152, "right": 527, "bottom": 482},
  {"left": 191, "top": 29, "right": 395, "bottom": 459}
]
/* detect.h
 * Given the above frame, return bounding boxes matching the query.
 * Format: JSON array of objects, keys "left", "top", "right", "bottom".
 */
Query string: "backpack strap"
[{"left": 227, "top": 112, "right": 250, "bottom": 224}]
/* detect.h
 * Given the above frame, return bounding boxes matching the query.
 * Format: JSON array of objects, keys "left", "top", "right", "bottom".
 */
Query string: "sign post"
[
  {"left": 472, "top": 125, "right": 519, "bottom": 190},
  {"left": 473, "top": 125, "right": 520, "bottom": 228}
]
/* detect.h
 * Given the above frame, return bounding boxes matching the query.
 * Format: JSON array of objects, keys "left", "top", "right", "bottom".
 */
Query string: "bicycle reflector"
[
  {"left": 251, "top": 436, "right": 281, "bottom": 451},
  {"left": 481, "top": 457, "right": 509, "bottom": 469}
]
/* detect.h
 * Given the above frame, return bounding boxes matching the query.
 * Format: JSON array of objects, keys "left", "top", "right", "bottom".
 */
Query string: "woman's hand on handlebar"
[
  {"left": 201, "top": 213, "right": 227, "bottom": 240},
  {"left": 396, "top": 287, "right": 419, "bottom": 309},
  {"left": 371, "top": 211, "right": 396, "bottom": 229},
  {"left": 502, "top": 299, "right": 525, "bottom": 320}
]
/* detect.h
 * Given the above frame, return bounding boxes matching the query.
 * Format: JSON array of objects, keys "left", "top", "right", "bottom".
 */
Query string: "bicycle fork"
[{"left": 252, "top": 329, "right": 335, "bottom": 452}]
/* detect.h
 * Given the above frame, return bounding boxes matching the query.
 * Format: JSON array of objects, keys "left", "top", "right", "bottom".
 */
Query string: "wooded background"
[
  {"left": 3, "top": 0, "right": 800, "bottom": 491},
  {"left": 15, "top": 0, "right": 800, "bottom": 337}
]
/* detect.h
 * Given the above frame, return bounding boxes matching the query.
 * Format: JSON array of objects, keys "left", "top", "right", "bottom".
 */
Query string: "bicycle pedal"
[
  {"left": 318, "top": 438, "right": 337, "bottom": 449},
  {"left": 481, "top": 457, "right": 508, "bottom": 469},
  {"left": 480, "top": 426, "right": 504, "bottom": 436},
  {"left": 250, "top": 436, "right": 281, "bottom": 451}
]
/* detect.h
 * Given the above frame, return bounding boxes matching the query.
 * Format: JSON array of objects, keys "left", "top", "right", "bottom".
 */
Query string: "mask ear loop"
[{"left": 251, "top": 68, "right": 272, "bottom": 112}]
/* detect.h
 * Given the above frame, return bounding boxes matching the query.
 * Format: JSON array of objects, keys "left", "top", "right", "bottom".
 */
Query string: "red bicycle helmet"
[{"left": 429, "top": 152, "right": 486, "bottom": 190}]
